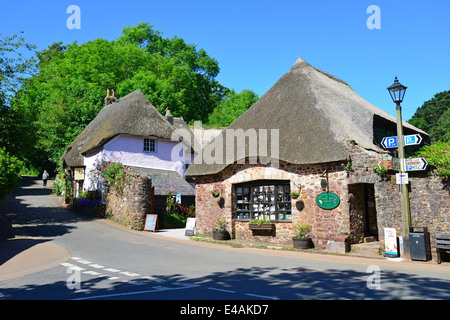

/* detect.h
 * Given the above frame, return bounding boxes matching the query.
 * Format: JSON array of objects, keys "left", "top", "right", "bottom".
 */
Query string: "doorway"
[{"left": 348, "top": 183, "right": 378, "bottom": 243}]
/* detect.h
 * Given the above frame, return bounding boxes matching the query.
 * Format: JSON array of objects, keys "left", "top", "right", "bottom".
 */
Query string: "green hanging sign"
[{"left": 316, "top": 192, "right": 340, "bottom": 210}]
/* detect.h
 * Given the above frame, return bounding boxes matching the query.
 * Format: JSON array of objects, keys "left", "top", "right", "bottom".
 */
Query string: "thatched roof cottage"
[
  {"left": 62, "top": 89, "right": 195, "bottom": 197},
  {"left": 185, "top": 58, "right": 444, "bottom": 252}
]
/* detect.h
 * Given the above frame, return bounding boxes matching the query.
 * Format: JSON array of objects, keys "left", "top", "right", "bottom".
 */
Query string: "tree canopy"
[{"left": 408, "top": 90, "right": 450, "bottom": 142}]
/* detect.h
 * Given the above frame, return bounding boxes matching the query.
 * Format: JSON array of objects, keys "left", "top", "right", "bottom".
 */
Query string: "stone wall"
[
  {"left": 347, "top": 142, "right": 450, "bottom": 247},
  {"left": 194, "top": 160, "right": 350, "bottom": 249},
  {"left": 194, "top": 142, "right": 450, "bottom": 250},
  {"left": 104, "top": 169, "right": 152, "bottom": 231}
]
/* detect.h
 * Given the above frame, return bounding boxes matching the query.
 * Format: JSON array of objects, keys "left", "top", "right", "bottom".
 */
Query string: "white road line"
[
  {"left": 77, "top": 260, "right": 92, "bottom": 265},
  {"left": 89, "top": 264, "right": 105, "bottom": 269},
  {"left": 103, "top": 268, "right": 121, "bottom": 273},
  {"left": 207, "top": 287, "right": 237, "bottom": 293},
  {"left": 245, "top": 293, "right": 280, "bottom": 300},
  {"left": 72, "top": 285, "right": 196, "bottom": 300},
  {"left": 119, "top": 271, "right": 141, "bottom": 277}
]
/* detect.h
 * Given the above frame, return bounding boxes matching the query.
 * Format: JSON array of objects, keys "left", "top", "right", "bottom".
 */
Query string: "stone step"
[{"left": 350, "top": 241, "right": 382, "bottom": 256}]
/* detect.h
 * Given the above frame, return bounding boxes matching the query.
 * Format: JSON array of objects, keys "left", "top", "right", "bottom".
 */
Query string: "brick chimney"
[
  {"left": 105, "top": 88, "right": 117, "bottom": 107},
  {"left": 165, "top": 107, "right": 173, "bottom": 125}
]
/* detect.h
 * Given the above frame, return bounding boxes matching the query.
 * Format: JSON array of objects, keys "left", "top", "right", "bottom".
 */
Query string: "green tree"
[
  {"left": 0, "top": 32, "right": 36, "bottom": 154},
  {"left": 15, "top": 23, "right": 231, "bottom": 168},
  {"left": 409, "top": 90, "right": 450, "bottom": 142},
  {"left": 207, "top": 89, "right": 259, "bottom": 127},
  {"left": 118, "top": 22, "right": 227, "bottom": 122},
  {"left": 0, "top": 147, "right": 22, "bottom": 199}
]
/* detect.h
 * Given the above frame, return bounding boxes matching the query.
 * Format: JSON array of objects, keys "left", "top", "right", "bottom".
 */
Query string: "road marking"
[
  {"left": 72, "top": 284, "right": 198, "bottom": 300},
  {"left": 245, "top": 293, "right": 280, "bottom": 300},
  {"left": 103, "top": 268, "right": 121, "bottom": 273},
  {"left": 89, "top": 264, "right": 105, "bottom": 269},
  {"left": 119, "top": 271, "right": 141, "bottom": 277},
  {"left": 207, "top": 287, "right": 237, "bottom": 293}
]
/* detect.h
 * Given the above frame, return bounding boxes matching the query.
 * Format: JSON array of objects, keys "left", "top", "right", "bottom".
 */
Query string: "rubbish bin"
[{"left": 409, "top": 227, "right": 431, "bottom": 261}]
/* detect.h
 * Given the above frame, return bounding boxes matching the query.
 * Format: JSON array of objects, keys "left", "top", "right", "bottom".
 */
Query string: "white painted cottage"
[{"left": 61, "top": 89, "right": 195, "bottom": 196}]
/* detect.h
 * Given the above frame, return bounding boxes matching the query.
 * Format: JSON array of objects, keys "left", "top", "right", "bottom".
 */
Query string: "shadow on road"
[
  {"left": 1, "top": 264, "right": 450, "bottom": 300},
  {"left": 0, "top": 176, "right": 92, "bottom": 263}
]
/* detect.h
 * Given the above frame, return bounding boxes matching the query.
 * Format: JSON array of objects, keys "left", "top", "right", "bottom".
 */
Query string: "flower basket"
[
  {"left": 248, "top": 223, "right": 275, "bottom": 231},
  {"left": 290, "top": 192, "right": 299, "bottom": 199},
  {"left": 212, "top": 229, "right": 230, "bottom": 240},
  {"left": 292, "top": 223, "right": 312, "bottom": 249},
  {"left": 211, "top": 189, "right": 220, "bottom": 198},
  {"left": 292, "top": 237, "right": 311, "bottom": 249}
]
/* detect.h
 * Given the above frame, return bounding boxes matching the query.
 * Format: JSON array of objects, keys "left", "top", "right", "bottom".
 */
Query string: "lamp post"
[{"left": 387, "top": 77, "right": 411, "bottom": 259}]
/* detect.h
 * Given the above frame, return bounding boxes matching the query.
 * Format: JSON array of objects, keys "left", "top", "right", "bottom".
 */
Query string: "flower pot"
[
  {"left": 211, "top": 192, "right": 220, "bottom": 198},
  {"left": 249, "top": 223, "right": 275, "bottom": 231},
  {"left": 290, "top": 194, "right": 299, "bottom": 199},
  {"left": 212, "top": 230, "right": 229, "bottom": 240},
  {"left": 292, "top": 237, "right": 311, "bottom": 249}
]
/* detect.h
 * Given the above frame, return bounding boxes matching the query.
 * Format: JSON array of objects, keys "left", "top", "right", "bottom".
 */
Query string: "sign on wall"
[
  {"left": 316, "top": 192, "right": 340, "bottom": 210},
  {"left": 74, "top": 167, "right": 85, "bottom": 180}
]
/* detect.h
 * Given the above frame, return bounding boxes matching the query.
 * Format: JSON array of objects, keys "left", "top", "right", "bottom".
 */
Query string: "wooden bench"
[{"left": 434, "top": 234, "right": 450, "bottom": 264}]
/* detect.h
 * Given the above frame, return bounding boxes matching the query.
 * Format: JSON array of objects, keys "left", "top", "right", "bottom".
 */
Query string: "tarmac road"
[{"left": 1, "top": 176, "right": 450, "bottom": 302}]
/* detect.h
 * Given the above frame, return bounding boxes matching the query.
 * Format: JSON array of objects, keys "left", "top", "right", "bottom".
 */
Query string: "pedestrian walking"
[{"left": 42, "top": 170, "right": 49, "bottom": 188}]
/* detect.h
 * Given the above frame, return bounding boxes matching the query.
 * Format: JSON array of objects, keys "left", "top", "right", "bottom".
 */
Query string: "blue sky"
[{"left": 1, "top": 0, "right": 449, "bottom": 120}]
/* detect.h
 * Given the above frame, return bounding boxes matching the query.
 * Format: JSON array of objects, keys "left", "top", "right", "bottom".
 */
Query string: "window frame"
[
  {"left": 143, "top": 138, "right": 156, "bottom": 153},
  {"left": 234, "top": 180, "right": 292, "bottom": 222}
]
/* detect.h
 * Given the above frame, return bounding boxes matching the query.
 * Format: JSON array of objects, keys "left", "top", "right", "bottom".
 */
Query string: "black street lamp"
[
  {"left": 387, "top": 77, "right": 407, "bottom": 105},
  {"left": 387, "top": 76, "right": 411, "bottom": 259}
]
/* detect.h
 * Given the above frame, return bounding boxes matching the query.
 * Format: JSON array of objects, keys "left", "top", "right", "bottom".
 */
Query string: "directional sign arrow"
[
  {"left": 406, "top": 157, "right": 428, "bottom": 171},
  {"left": 404, "top": 134, "right": 422, "bottom": 147},
  {"left": 381, "top": 134, "right": 423, "bottom": 149}
]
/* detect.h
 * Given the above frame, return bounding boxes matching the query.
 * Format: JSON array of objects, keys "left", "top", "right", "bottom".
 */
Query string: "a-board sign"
[
  {"left": 316, "top": 192, "right": 340, "bottom": 210},
  {"left": 384, "top": 228, "right": 399, "bottom": 257},
  {"left": 185, "top": 217, "right": 196, "bottom": 236},
  {"left": 144, "top": 214, "right": 158, "bottom": 232}
]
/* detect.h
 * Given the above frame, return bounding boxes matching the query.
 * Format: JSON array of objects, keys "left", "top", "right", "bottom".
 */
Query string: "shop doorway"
[{"left": 348, "top": 183, "right": 378, "bottom": 243}]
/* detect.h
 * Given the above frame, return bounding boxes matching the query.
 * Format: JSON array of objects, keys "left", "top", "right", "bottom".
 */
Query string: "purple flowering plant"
[
  {"left": 293, "top": 224, "right": 312, "bottom": 239},
  {"left": 212, "top": 218, "right": 227, "bottom": 232}
]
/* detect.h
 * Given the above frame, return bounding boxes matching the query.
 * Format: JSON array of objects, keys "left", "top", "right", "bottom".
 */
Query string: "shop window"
[{"left": 235, "top": 180, "right": 291, "bottom": 222}]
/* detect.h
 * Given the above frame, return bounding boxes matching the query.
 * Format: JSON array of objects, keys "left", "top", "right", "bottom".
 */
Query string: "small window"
[{"left": 144, "top": 138, "right": 156, "bottom": 152}]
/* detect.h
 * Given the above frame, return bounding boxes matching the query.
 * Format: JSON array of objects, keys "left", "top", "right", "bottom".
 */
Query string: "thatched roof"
[
  {"left": 62, "top": 89, "right": 178, "bottom": 167},
  {"left": 186, "top": 57, "right": 428, "bottom": 177}
]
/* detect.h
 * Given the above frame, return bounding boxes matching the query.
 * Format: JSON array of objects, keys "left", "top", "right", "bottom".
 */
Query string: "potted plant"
[
  {"left": 211, "top": 189, "right": 220, "bottom": 198},
  {"left": 292, "top": 224, "right": 312, "bottom": 249},
  {"left": 249, "top": 218, "right": 275, "bottom": 230},
  {"left": 212, "top": 219, "right": 229, "bottom": 240}
]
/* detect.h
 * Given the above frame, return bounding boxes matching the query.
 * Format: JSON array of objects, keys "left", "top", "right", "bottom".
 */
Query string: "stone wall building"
[{"left": 186, "top": 57, "right": 449, "bottom": 253}]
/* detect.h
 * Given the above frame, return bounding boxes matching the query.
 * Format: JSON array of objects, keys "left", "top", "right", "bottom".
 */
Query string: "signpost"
[{"left": 381, "top": 134, "right": 422, "bottom": 149}]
